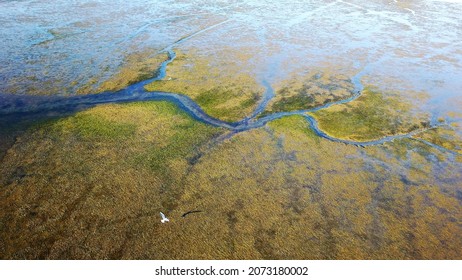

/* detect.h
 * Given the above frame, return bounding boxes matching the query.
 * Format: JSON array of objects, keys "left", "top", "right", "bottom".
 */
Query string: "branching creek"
[{"left": 0, "top": 39, "right": 452, "bottom": 153}]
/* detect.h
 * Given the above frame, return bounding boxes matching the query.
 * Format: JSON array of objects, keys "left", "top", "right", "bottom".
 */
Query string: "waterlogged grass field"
[
  {"left": 310, "top": 88, "right": 431, "bottom": 141},
  {"left": 1, "top": 0, "right": 462, "bottom": 259},
  {"left": 145, "top": 50, "right": 263, "bottom": 122},
  {"left": 262, "top": 71, "right": 355, "bottom": 116},
  {"left": 1, "top": 107, "right": 461, "bottom": 259}
]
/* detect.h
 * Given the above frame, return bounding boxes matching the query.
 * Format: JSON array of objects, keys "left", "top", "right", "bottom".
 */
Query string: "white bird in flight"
[{"left": 160, "top": 212, "right": 169, "bottom": 223}]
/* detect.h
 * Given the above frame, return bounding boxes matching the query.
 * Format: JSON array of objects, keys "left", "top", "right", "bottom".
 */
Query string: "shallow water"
[
  {"left": 1, "top": 1, "right": 462, "bottom": 260},
  {"left": 1, "top": 0, "right": 461, "bottom": 157},
  {"left": 1, "top": 0, "right": 461, "bottom": 110}
]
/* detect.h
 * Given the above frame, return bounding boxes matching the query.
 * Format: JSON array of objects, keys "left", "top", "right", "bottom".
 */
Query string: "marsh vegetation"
[
  {"left": 1, "top": 0, "right": 462, "bottom": 260},
  {"left": 310, "top": 88, "right": 431, "bottom": 141},
  {"left": 145, "top": 50, "right": 263, "bottom": 122},
  {"left": 262, "top": 71, "right": 355, "bottom": 116},
  {"left": 1, "top": 108, "right": 461, "bottom": 259}
]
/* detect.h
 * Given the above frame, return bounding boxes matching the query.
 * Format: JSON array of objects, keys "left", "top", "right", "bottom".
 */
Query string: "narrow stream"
[{"left": 0, "top": 48, "right": 446, "bottom": 150}]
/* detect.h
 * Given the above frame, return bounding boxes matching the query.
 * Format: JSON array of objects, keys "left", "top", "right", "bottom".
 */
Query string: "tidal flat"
[
  {"left": 144, "top": 49, "right": 263, "bottom": 122},
  {"left": 1, "top": 0, "right": 462, "bottom": 259}
]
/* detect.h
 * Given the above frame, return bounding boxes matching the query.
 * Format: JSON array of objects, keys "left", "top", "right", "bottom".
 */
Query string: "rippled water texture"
[{"left": 1, "top": 0, "right": 461, "bottom": 111}]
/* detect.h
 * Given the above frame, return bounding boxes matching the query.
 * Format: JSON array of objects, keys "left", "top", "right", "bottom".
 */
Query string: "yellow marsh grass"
[
  {"left": 263, "top": 71, "right": 355, "bottom": 115},
  {"left": 145, "top": 49, "right": 263, "bottom": 122},
  {"left": 0, "top": 101, "right": 223, "bottom": 259},
  {"left": 79, "top": 51, "right": 168, "bottom": 94},
  {"left": 414, "top": 126, "right": 462, "bottom": 154},
  {"left": 310, "top": 88, "right": 431, "bottom": 141},
  {"left": 1, "top": 106, "right": 461, "bottom": 259}
]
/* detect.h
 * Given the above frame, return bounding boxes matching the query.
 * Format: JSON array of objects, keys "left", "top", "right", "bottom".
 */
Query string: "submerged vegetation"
[
  {"left": 414, "top": 126, "right": 462, "bottom": 155},
  {"left": 80, "top": 51, "right": 168, "bottom": 94}
]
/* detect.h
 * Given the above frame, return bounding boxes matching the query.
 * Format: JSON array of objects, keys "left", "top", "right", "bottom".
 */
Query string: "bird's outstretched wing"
[{"left": 160, "top": 212, "right": 170, "bottom": 223}]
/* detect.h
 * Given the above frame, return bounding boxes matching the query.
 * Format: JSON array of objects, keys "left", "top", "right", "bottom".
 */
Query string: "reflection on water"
[
  {"left": 1, "top": 1, "right": 461, "bottom": 112},
  {"left": 1, "top": 0, "right": 462, "bottom": 260}
]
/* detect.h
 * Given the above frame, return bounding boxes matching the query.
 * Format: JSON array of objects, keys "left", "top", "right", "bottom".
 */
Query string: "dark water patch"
[{"left": 456, "top": 189, "right": 462, "bottom": 203}]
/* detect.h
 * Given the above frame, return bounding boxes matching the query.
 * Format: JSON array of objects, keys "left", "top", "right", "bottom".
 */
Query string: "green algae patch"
[
  {"left": 261, "top": 71, "right": 355, "bottom": 116},
  {"left": 145, "top": 50, "right": 263, "bottom": 122},
  {"left": 310, "top": 88, "right": 431, "bottom": 142}
]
